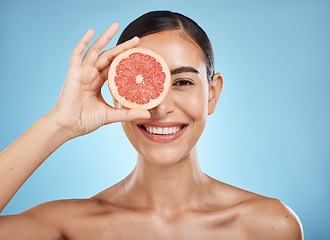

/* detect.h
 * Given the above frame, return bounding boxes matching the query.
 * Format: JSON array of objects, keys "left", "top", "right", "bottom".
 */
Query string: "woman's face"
[{"left": 120, "top": 30, "right": 220, "bottom": 165}]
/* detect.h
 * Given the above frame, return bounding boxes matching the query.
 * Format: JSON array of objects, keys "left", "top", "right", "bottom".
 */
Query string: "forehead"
[{"left": 136, "top": 30, "right": 206, "bottom": 76}]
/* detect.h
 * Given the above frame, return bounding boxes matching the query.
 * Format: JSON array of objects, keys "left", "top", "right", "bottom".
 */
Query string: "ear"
[{"left": 208, "top": 73, "right": 223, "bottom": 115}]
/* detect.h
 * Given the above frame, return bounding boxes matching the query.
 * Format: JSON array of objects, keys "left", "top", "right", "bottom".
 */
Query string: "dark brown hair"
[{"left": 117, "top": 11, "right": 215, "bottom": 82}]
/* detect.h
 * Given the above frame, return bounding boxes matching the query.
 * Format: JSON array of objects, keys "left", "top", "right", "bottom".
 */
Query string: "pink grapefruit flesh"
[{"left": 108, "top": 47, "right": 171, "bottom": 109}]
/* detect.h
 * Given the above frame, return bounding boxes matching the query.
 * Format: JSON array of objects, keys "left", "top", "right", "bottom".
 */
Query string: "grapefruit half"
[{"left": 108, "top": 47, "right": 171, "bottom": 109}]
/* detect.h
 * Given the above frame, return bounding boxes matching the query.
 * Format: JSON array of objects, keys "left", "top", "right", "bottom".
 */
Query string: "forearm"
[
  {"left": 0, "top": 114, "right": 71, "bottom": 212},
  {"left": 0, "top": 25, "right": 147, "bottom": 214}
]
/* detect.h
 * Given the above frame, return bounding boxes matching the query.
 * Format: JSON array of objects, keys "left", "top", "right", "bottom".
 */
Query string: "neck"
[{"left": 123, "top": 146, "right": 210, "bottom": 214}]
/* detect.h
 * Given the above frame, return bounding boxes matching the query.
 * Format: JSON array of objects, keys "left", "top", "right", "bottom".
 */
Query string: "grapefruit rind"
[{"left": 108, "top": 47, "right": 171, "bottom": 110}]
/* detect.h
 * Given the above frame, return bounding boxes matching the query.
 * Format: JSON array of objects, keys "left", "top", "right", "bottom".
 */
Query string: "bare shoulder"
[
  {"left": 22, "top": 197, "right": 105, "bottom": 217},
  {"left": 209, "top": 179, "right": 303, "bottom": 240},
  {"left": 0, "top": 198, "right": 105, "bottom": 240},
  {"left": 240, "top": 197, "right": 304, "bottom": 240}
]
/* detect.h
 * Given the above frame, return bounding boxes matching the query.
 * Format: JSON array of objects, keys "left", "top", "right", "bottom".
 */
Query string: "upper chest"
[{"left": 62, "top": 208, "right": 246, "bottom": 240}]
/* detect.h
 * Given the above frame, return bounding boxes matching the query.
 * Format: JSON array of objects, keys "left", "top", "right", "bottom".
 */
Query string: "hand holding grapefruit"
[
  {"left": 108, "top": 48, "right": 171, "bottom": 109},
  {"left": 49, "top": 24, "right": 151, "bottom": 139}
]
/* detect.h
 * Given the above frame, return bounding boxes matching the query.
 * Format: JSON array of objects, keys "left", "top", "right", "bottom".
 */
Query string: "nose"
[{"left": 149, "top": 89, "right": 174, "bottom": 118}]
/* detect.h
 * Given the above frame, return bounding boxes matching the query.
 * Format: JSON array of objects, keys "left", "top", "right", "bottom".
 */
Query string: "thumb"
[{"left": 105, "top": 107, "right": 151, "bottom": 124}]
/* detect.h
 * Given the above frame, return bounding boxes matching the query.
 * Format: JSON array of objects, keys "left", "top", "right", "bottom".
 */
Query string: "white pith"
[
  {"left": 135, "top": 75, "right": 143, "bottom": 84},
  {"left": 144, "top": 126, "right": 183, "bottom": 135}
]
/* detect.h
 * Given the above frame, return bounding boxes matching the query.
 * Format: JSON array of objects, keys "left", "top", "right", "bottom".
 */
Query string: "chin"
[{"left": 137, "top": 145, "right": 192, "bottom": 167}]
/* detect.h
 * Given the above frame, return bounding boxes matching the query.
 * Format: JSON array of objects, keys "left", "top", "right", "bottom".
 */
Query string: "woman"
[{"left": 0, "top": 11, "right": 303, "bottom": 239}]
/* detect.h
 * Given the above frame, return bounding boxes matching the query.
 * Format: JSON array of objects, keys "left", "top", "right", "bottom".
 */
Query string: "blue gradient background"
[{"left": 0, "top": 0, "right": 329, "bottom": 239}]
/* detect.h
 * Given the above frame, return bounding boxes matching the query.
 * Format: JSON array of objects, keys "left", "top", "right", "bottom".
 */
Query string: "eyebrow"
[{"left": 170, "top": 66, "right": 200, "bottom": 75}]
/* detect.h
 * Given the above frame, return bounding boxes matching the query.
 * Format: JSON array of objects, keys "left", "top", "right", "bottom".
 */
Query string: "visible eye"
[{"left": 172, "top": 80, "right": 194, "bottom": 86}]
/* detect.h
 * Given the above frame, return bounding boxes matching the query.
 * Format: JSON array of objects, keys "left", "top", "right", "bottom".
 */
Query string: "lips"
[{"left": 137, "top": 122, "right": 188, "bottom": 143}]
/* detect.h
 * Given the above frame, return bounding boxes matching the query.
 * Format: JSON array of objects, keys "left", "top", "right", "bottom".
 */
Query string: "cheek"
[{"left": 176, "top": 86, "right": 209, "bottom": 120}]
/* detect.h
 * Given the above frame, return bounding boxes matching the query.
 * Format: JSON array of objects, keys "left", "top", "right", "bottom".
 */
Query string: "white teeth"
[
  {"left": 156, "top": 127, "right": 162, "bottom": 135},
  {"left": 145, "top": 126, "right": 183, "bottom": 135},
  {"left": 163, "top": 128, "right": 169, "bottom": 134}
]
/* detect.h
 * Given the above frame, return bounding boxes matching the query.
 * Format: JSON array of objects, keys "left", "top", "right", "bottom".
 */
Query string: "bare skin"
[{"left": 0, "top": 23, "right": 303, "bottom": 239}]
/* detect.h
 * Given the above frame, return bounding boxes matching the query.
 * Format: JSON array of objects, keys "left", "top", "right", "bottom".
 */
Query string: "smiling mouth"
[{"left": 138, "top": 124, "right": 188, "bottom": 135}]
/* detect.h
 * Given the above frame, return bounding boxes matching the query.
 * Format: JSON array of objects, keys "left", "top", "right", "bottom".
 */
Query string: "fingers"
[
  {"left": 94, "top": 36, "right": 140, "bottom": 72},
  {"left": 70, "top": 29, "right": 94, "bottom": 66},
  {"left": 99, "top": 65, "right": 110, "bottom": 81},
  {"left": 105, "top": 108, "right": 150, "bottom": 124},
  {"left": 70, "top": 23, "right": 139, "bottom": 76},
  {"left": 82, "top": 23, "right": 120, "bottom": 65}
]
